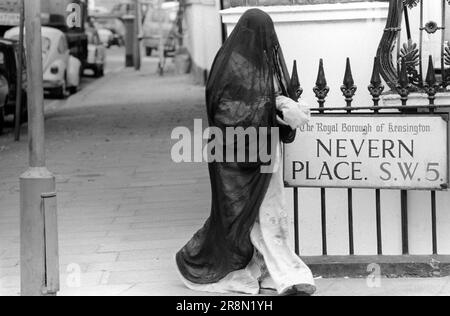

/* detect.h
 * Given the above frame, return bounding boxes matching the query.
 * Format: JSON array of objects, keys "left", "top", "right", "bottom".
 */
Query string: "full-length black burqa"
[{"left": 176, "top": 9, "right": 296, "bottom": 285}]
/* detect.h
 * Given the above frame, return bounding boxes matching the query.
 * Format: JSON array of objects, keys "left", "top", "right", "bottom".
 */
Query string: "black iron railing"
[
  {"left": 288, "top": 54, "right": 450, "bottom": 257},
  {"left": 378, "top": 0, "right": 450, "bottom": 92}
]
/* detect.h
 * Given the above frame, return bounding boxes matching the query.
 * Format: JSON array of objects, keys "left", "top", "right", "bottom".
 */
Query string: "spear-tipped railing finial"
[
  {"left": 424, "top": 55, "right": 439, "bottom": 106},
  {"left": 290, "top": 60, "right": 303, "bottom": 101},
  {"left": 341, "top": 58, "right": 357, "bottom": 109},
  {"left": 396, "top": 57, "right": 411, "bottom": 106},
  {"left": 368, "top": 57, "right": 385, "bottom": 108},
  {"left": 313, "top": 59, "right": 330, "bottom": 109}
]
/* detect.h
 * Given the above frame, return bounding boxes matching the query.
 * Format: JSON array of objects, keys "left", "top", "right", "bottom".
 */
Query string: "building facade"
[{"left": 182, "top": 0, "right": 223, "bottom": 84}]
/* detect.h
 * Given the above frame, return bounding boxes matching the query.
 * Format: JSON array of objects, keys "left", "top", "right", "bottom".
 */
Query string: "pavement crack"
[{"left": 119, "top": 283, "right": 137, "bottom": 296}]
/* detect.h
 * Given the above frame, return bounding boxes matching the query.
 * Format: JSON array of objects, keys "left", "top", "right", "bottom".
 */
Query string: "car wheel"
[
  {"left": 68, "top": 85, "right": 78, "bottom": 95},
  {"left": 16, "top": 92, "right": 28, "bottom": 124},
  {"left": 80, "top": 64, "right": 86, "bottom": 77},
  {"left": 55, "top": 81, "right": 69, "bottom": 99},
  {"left": 146, "top": 48, "right": 153, "bottom": 57},
  {"left": 68, "top": 67, "right": 81, "bottom": 95},
  {"left": 95, "top": 65, "right": 104, "bottom": 78},
  {"left": 0, "top": 106, "right": 5, "bottom": 135},
  {"left": 158, "top": 62, "right": 164, "bottom": 76},
  {"left": 21, "top": 93, "right": 28, "bottom": 123}
]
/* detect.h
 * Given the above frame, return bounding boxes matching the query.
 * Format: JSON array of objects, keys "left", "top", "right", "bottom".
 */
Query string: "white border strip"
[{"left": 221, "top": 2, "right": 390, "bottom": 24}]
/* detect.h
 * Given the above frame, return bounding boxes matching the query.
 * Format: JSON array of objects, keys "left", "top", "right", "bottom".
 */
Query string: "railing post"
[
  {"left": 424, "top": 55, "right": 440, "bottom": 255},
  {"left": 441, "top": 0, "right": 447, "bottom": 87},
  {"left": 368, "top": 56, "right": 385, "bottom": 256},
  {"left": 290, "top": 60, "right": 302, "bottom": 256},
  {"left": 313, "top": 59, "right": 330, "bottom": 256},
  {"left": 134, "top": 0, "right": 141, "bottom": 71},
  {"left": 341, "top": 58, "right": 357, "bottom": 255},
  {"left": 419, "top": 0, "right": 424, "bottom": 86},
  {"left": 397, "top": 57, "right": 411, "bottom": 255}
]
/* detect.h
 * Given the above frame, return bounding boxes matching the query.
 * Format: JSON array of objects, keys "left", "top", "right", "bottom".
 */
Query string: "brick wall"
[{"left": 222, "top": 0, "right": 388, "bottom": 9}]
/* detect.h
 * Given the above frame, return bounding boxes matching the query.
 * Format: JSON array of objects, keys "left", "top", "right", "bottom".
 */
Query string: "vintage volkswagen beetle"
[{"left": 5, "top": 26, "right": 81, "bottom": 98}]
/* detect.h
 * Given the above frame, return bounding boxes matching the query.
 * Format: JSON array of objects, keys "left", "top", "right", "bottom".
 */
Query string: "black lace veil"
[
  {"left": 176, "top": 9, "right": 296, "bottom": 285},
  {"left": 206, "top": 9, "right": 296, "bottom": 143}
]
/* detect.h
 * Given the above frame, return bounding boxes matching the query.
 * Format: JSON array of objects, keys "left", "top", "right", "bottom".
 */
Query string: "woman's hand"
[{"left": 276, "top": 96, "right": 311, "bottom": 129}]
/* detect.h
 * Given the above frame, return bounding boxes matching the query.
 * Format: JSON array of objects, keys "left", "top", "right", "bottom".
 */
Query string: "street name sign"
[{"left": 284, "top": 115, "right": 449, "bottom": 190}]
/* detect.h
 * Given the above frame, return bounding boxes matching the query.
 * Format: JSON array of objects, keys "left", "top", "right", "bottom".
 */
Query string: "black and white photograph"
[{"left": 0, "top": 0, "right": 450, "bottom": 300}]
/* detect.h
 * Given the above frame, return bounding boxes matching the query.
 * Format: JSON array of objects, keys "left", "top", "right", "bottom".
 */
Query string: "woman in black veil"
[{"left": 176, "top": 9, "right": 315, "bottom": 295}]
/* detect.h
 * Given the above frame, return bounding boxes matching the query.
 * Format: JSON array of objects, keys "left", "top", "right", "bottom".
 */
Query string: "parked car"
[
  {"left": 143, "top": 1, "right": 179, "bottom": 57},
  {"left": 0, "top": 55, "right": 8, "bottom": 134},
  {"left": 0, "top": 38, "right": 27, "bottom": 134},
  {"left": 98, "top": 28, "right": 114, "bottom": 47},
  {"left": 109, "top": 28, "right": 125, "bottom": 47},
  {"left": 93, "top": 17, "right": 126, "bottom": 42},
  {"left": 85, "top": 27, "right": 106, "bottom": 77},
  {"left": 5, "top": 27, "right": 82, "bottom": 99},
  {"left": 98, "top": 28, "right": 123, "bottom": 48}
]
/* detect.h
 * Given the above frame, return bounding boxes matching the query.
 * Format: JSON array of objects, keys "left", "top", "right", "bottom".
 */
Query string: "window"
[
  {"left": 57, "top": 37, "right": 68, "bottom": 54},
  {"left": 42, "top": 37, "right": 51, "bottom": 60},
  {"left": 8, "top": 35, "right": 51, "bottom": 59},
  {"left": 0, "top": 50, "right": 7, "bottom": 79}
]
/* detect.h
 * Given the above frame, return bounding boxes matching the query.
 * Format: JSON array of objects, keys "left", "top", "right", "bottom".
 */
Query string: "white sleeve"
[{"left": 276, "top": 95, "right": 311, "bottom": 129}]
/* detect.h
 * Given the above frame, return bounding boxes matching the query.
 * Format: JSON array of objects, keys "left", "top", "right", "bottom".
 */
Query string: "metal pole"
[
  {"left": 419, "top": 0, "right": 424, "bottom": 86},
  {"left": 24, "top": 0, "right": 45, "bottom": 167},
  {"left": 134, "top": 0, "right": 141, "bottom": 71},
  {"left": 293, "top": 188, "right": 300, "bottom": 256},
  {"left": 20, "top": 0, "right": 59, "bottom": 296},
  {"left": 219, "top": 0, "right": 227, "bottom": 43},
  {"left": 403, "top": 4, "right": 412, "bottom": 41},
  {"left": 14, "top": 0, "right": 24, "bottom": 142},
  {"left": 157, "top": 0, "right": 165, "bottom": 76},
  {"left": 123, "top": 15, "right": 135, "bottom": 68},
  {"left": 441, "top": 0, "right": 446, "bottom": 87}
]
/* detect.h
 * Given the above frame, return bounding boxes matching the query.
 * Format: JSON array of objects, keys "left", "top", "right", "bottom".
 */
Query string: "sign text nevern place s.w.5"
[{"left": 284, "top": 115, "right": 449, "bottom": 190}]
